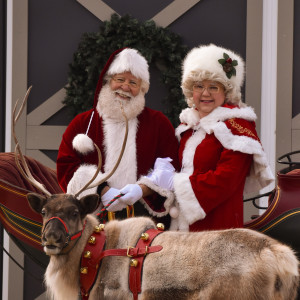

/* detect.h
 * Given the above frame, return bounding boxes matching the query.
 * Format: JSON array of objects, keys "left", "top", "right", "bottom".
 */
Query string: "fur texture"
[{"left": 30, "top": 192, "right": 299, "bottom": 300}]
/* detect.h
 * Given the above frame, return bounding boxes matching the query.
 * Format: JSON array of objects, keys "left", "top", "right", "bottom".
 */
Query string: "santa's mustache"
[{"left": 113, "top": 89, "right": 132, "bottom": 100}]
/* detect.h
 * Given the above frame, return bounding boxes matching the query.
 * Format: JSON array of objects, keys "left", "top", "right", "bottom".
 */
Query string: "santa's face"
[
  {"left": 110, "top": 72, "right": 142, "bottom": 98},
  {"left": 97, "top": 81, "right": 145, "bottom": 121}
]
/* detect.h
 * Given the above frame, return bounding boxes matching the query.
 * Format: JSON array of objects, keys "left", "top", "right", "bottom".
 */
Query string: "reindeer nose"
[{"left": 42, "top": 230, "right": 64, "bottom": 244}]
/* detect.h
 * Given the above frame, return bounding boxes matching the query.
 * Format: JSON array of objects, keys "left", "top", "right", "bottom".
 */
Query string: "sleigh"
[
  {"left": 0, "top": 150, "right": 300, "bottom": 269},
  {"left": 244, "top": 150, "right": 300, "bottom": 258}
]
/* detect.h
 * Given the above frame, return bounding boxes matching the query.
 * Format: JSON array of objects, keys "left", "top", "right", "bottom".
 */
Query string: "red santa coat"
[
  {"left": 57, "top": 106, "right": 179, "bottom": 217},
  {"left": 171, "top": 104, "right": 274, "bottom": 231}
]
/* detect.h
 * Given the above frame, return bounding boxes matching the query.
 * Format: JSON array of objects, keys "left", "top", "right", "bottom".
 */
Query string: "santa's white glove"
[
  {"left": 146, "top": 157, "right": 175, "bottom": 191},
  {"left": 106, "top": 199, "right": 127, "bottom": 212},
  {"left": 101, "top": 187, "right": 121, "bottom": 207},
  {"left": 107, "top": 184, "right": 142, "bottom": 212},
  {"left": 119, "top": 184, "right": 143, "bottom": 205}
]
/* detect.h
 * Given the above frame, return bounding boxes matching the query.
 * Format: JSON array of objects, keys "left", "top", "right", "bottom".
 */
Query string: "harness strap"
[
  {"left": 80, "top": 226, "right": 106, "bottom": 299},
  {"left": 80, "top": 227, "right": 163, "bottom": 300},
  {"left": 43, "top": 217, "right": 84, "bottom": 247},
  {"left": 129, "top": 228, "right": 163, "bottom": 300}
]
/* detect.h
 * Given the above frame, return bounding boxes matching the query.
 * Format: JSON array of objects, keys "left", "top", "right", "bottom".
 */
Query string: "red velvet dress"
[{"left": 172, "top": 104, "right": 274, "bottom": 231}]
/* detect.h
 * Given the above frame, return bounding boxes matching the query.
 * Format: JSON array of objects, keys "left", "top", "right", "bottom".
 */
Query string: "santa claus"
[{"left": 56, "top": 48, "right": 179, "bottom": 224}]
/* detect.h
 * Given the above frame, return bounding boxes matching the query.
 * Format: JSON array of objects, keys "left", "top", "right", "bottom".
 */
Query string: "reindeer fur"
[{"left": 27, "top": 193, "right": 299, "bottom": 300}]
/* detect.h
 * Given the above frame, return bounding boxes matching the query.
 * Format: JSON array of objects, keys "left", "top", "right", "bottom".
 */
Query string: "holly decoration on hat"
[{"left": 218, "top": 52, "right": 238, "bottom": 79}]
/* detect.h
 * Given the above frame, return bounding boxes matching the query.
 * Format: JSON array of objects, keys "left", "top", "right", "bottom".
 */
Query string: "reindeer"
[
  {"left": 26, "top": 194, "right": 299, "bottom": 300},
  {"left": 14, "top": 89, "right": 299, "bottom": 300}
]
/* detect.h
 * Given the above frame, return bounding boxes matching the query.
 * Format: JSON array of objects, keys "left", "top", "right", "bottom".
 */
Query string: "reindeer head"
[{"left": 27, "top": 193, "right": 99, "bottom": 255}]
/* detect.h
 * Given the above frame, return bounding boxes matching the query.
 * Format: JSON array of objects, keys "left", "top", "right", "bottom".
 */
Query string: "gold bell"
[
  {"left": 88, "top": 236, "right": 96, "bottom": 244},
  {"left": 130, "top": 259, "right": 138, "bottom": 267},
  {"left": 94, "top": 224, "right": 105, "bottom": 233},
  {"left": 140, "top": 232, "right": 149, "bottom": 241},
  {"left": 156, "top": 223, "right": 165, "bottom": 231},
  {"left": 80, "top": 267, "right": 88, "bottom": 274},
  {"left": 84, "top": 251, "right": 91, "bottom": 259}
]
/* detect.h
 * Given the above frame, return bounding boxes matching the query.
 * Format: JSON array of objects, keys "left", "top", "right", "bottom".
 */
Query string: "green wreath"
[{"left": 64, "top": 14, "right": 188, "bottom": 126}]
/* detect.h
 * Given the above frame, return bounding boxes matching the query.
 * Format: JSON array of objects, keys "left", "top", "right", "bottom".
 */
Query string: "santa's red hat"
[{"left": 73, "top": 48, "right": 150, "bottom": 154}]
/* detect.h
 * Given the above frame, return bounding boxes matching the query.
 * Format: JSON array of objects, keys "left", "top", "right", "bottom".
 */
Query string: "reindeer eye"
[
  {"left": 72, "top": 210, "right": 79, "bottom": 217},
  {"left": 41, "top": 209, "right": 46, "bottom": 216}
]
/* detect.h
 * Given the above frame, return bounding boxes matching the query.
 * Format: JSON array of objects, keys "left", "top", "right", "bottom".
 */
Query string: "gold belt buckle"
[{"left": 127, "top": 246, "right": 134, "bottom": 257}]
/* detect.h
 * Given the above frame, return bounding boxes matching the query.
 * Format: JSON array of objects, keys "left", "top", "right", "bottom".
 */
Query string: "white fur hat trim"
[
  {"left": 107, "top": 48, "right": 150, "bottom": 84},
  {"left": 72, "top": 134, "right": 95, "bottom": 155}
]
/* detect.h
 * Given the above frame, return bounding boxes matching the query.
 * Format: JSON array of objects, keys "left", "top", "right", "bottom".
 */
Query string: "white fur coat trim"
[
  {"left": 176, "top": 106, "right": 274, "bottom": 194},
  {"left": 67, "top": 164, "right": 107, "bottom": 198},
  {"left": 179, "top": 106, "right": 256, "bottom": 131},
  {"left": 213, "top": 122, "right": 274, "bottom": 193},
  {"left": 176, "top": 106, "right": 256, "bottom": 141},
  {"left": 103, "top": 118, "right": 138, "bottom": 189},
  {"left": 137, "top": 176, "right": 175, "bottom": 217},
  {"left": 173, "top": 172, "right": 206, "bottom": 228}
]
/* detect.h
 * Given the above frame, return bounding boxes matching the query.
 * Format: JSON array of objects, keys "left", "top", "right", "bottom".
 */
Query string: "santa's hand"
[
  {"left": 101, "top": 187, "right": 121, "bottom": 206},
  {"left": 118, "top": 184, "right": 143, "bottom": 205},
  {"left": 106, "top": 199, "right": 127, "bottom": 212}
]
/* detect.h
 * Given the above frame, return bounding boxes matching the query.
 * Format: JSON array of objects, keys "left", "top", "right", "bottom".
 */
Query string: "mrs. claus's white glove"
[{"left": 146, "top": 157, "right": 175, "bottom": 191}]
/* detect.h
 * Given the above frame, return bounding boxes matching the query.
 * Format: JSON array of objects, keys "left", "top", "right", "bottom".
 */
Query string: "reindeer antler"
[
  {"left": 13, "top": 86, "right": 52, "bottom": 196},
  {"left": 74, "top": 104, "right": 128, "bottom": 198}
]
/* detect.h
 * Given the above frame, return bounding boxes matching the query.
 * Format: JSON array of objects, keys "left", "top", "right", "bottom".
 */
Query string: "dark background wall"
[
  {"left": 27, "top": 0, "right": 247, "bottom": 120},
  {"left": 27, "top": 0, "right": 246, "bottom": 165}
]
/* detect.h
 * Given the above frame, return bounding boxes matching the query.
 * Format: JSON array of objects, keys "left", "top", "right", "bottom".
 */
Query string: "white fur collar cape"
[{"left": 175, "top": 104, "right": 274, "bottom": 195}]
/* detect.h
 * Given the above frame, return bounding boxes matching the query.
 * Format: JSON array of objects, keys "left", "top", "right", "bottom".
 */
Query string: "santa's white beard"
[{"left": 96, "top": 84, "right": 145, "bottom": 120}]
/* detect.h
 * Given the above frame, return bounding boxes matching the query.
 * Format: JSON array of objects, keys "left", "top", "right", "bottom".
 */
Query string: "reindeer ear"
[
  {"left": 27, "top": 193, "right": 47, "bottom": 214},
  {"left": 79, "top": 194, "right": 100, "bottom": 216}
]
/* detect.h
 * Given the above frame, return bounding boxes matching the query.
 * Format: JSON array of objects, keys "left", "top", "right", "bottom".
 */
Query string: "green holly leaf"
[
  {"left": 226, "top": 72, "right": 232, "bottom": 79},
  {"left": 232, "top": 60, "right": 238, "bottom": 66},
  {"left": 223, "top": 53, "right": 229, "bottom": 60},
  {"left": 218, "top": 58, "right": 226, "bottom": 65}
]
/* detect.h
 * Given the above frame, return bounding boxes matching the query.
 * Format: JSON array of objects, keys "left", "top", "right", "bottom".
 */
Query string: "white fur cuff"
[
  {"left": 137, "top": 176, "right": 175, "bottom": 217},
  {"left": 173, "top": 172, "right": 206, "bottom": 225}
]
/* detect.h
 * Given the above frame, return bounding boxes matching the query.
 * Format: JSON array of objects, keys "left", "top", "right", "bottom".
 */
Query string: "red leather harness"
[{"left": 80, "top": 226, "right": 163, "bottom": 300}]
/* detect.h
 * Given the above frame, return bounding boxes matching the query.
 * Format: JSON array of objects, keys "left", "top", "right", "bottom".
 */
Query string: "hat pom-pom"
[
  {"left": 72, "top": 134, "right": 95, "bottom": 155},
  {"left": 169, "top": 205, "right": 179, "bottom": 218}
]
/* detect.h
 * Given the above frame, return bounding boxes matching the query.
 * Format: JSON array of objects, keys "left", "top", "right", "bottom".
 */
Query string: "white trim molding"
[{"left": 259, "top": 0, "right": 278, "bottom": 209}]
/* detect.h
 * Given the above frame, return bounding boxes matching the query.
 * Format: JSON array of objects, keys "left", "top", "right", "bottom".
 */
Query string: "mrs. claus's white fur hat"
[{"left": 181, "top": 44, "right": 245, "bottom": 106}]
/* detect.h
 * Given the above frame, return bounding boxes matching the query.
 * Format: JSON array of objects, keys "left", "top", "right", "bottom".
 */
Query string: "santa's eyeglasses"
[{"left": 112, "top": 76, "right": 140, "bottom": 89}]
